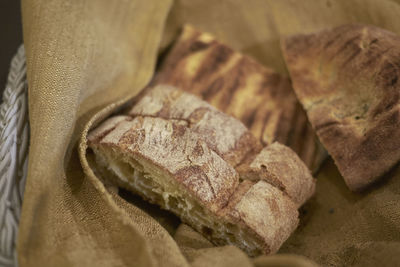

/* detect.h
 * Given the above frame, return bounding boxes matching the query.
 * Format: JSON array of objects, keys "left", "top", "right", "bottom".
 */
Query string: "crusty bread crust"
[
  {"left": 227, "top": 180, "right": 299, "bottom": 254},
  {"left": 125, "top": 85, "right": 261, "bottom": 167},
  {"left": 155, "top": 25, "right": 327, "bottom": 172},
  {"left": 88, "top": 85, "right": 314, "bottom": 255},
  {"left": 282, "top": 24, "right": 400, "bottom": 191},
  {"left": 237, "top": 142, "right": 316, "bottom": 207},
  {"left": 91, "top": 115, "right": 239, "bottom": 213}
]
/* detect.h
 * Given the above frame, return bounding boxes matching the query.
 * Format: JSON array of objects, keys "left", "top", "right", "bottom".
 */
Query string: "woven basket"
[{"left": 0, "top": 45, "right": 29, "bottom": 267}]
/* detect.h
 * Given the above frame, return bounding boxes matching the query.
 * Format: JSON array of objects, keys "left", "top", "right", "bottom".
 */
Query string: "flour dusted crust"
[
  {"left": 237, "top": 142, "right": 316, "bottom": 207},
  {"left": 227, "top": 180, "right": 299, "bottom": 254},
  {"left": 125, "top": 85, "right": 261, "bottom": 167},
  {"left": 155, "top": 25, "right": 327, "bottom": 172},
  {"left": 282, "top": 24, "right": 400, "bottom": 191},
  {"left": 97, "top": 116, "right": 239, "bottom": 213},
  {"left": 88, "top": 85, "right": 314, "bottom": 255}
]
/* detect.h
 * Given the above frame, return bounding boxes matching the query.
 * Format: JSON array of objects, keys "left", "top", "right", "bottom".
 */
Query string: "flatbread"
[{"left": 281, "top": 24, "right": 400, "bottom": 191}]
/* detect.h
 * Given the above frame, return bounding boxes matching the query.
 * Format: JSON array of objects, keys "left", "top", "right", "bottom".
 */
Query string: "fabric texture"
[
  {"left": 17, "top": 0, "right": 400, "bottom": 266},
  {"left": 0, "top": 45, "right": 28, "bottom": 267}
]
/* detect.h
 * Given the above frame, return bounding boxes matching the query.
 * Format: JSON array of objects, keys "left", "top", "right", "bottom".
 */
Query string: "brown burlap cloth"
[{"left": 18, "top": 0, "right": 400, "bottom": 266}]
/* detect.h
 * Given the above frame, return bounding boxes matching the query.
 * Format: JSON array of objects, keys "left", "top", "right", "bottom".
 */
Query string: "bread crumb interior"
[{"left": 92, "top": 145, "right": 265, "bottom": 256}]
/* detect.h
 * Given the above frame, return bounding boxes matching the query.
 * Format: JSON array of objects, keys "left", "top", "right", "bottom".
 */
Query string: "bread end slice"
[{"left": 237, "top": 142, "right": 316, "bottom": 207}]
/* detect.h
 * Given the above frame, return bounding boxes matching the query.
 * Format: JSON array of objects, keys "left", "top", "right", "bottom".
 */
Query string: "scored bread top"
[
  {"left": 282, "top": 24, "right": 400, "bottom": 191},
  {"left": 125, "top": 85, "right": 261, "bottom": 167}
]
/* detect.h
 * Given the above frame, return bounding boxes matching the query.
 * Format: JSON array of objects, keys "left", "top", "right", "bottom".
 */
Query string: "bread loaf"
[{"left": 88, "top": 85, "right": 315, "bottom": 255}]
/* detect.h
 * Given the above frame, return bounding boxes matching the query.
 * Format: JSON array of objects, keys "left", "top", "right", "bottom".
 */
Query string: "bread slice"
[
  {"left": 281, "top": 24, "right": 400, "bottom": 191},
  {"left": 154, "top": 25, "right": 327, "bottom": 172},
  {"left": 237, "top": 142, "right": 315, "bottom": 207},
  {"left": 88, "top": 85, "right": 314, "bottom": 255}
]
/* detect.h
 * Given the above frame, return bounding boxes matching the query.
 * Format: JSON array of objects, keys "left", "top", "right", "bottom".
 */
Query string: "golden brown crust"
[
  {"left": 227, "top": 180, "right": 299, "bottom": 254},
  {"left": 237, "top": 142, "right": 316, "bottom": 207},
  {"left": 282, "top": 24, "right": 400, "bottom": 191},
  {"left": 87, "top": 115, "right": 132, "bottom": 144},
  {"left": 125, "top": 85, "right": 261, "bottom": 167},
  {"left": 155, "top": 25, "right": 326, "bottom": 172},
  {"left": 89, "top": 115, "right": 239, "bottom": 213}
]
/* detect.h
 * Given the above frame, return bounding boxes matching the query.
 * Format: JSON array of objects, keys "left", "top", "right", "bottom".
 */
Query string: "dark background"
[{"left": 0, "top": 1, "right": 23, "bottom": 102}]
